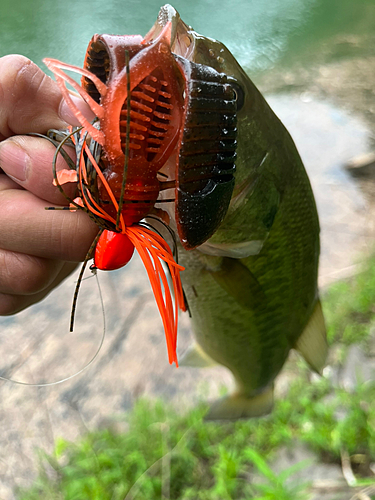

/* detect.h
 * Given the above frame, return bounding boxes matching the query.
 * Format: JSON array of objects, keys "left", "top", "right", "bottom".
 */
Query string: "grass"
[
  {"left": 16, "top": 397, "right": 314, "bottom": 500},
  {"left": 324, "top": 255, "right": 375, "bottom": 347},
  {"left": 16, "top": 254, "right": 375, "bottom": 500}
]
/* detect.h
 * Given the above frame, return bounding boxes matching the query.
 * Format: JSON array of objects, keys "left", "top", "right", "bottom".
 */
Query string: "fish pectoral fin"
[
  {"left": 209, "top": 257, "right": 265, "bottom": 309},
  {"left": 198, "top": 239, "right": 265, "bottom": 258},
  {"left": 205, "top": 385, "right": 274, "bottom": 420},
  {"left": 294, "top": 299, "right": 328, "bottom": 374},
  {"left": 179, "top": 343, "right": 218, "bottom": 368}
]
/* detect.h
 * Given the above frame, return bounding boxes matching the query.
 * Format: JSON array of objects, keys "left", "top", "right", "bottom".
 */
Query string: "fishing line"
[
  {"left": 52, "top": 126, "right": 85, "bottom": 205},
  {"left": 0, "top": 273, "right": 106, "bottom": 387},
  {"left": 123, "top": 423, "right": 199, "bottom": 500},
  {"left": 70, "top": 228, "right": 104, "bottom": 332},
  {"left": 75, "top": 274, "right": 97, "bottom": 283},
  {"left": 26, "top": 131, "right": 76, "bottom": 171},
  {"left": 51, "top": 123, "right": 103, "bottom": 217}
]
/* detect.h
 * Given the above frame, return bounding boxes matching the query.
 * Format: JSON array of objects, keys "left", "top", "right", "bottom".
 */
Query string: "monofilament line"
[{"left": 0, "top": 274, "right": 106, "bottom": 387}]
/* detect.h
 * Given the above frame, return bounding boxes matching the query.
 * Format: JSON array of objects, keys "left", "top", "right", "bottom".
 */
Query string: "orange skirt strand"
[{"left": 126, "top": 226, "right": 186, "bottom": 366}]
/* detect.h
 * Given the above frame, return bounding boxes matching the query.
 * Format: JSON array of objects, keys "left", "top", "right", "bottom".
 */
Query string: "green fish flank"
[{"left": 159, "top": 5, "right": 328, "bottom": 419}]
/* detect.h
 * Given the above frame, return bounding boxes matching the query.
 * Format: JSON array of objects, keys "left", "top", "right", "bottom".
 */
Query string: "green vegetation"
[
  {"left": 324, "top": 256, "right": 375, "bottom": 347},
  {"left": 17, "top": 255, "right": 375, "bottom": 500}
]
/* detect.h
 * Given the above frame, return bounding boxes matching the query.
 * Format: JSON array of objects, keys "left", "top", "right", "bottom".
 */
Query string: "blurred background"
[{"left": 0, "top": 0, "right": 375, "bottom": 498}]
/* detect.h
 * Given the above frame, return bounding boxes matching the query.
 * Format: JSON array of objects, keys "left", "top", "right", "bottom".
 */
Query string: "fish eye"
[
  {"left": 183, "top": 34, "right": 192, "bottom": 47},
  {"left": 230, "top": 81, "right": 245, "bottom": 111}
]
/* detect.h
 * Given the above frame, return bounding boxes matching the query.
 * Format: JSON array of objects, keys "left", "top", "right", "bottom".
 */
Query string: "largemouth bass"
[
  {"left": 45, "top": 4, "right": 327, "bottom": 419},
  {"left": 153, "top": 5, "right": 328, "bottom": 419}
]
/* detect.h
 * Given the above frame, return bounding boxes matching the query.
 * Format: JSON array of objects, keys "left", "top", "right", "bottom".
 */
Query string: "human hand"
[{"left": 0, "top": 55, "right": 98, "bottom": 315}]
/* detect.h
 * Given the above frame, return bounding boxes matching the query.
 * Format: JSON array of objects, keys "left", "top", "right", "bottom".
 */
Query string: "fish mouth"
[
  {"left": 143, "top": 4, "right": 197, "bottom": 61},
  {"left": 143, "top": 6, "right": 238, "bottom": 251}
]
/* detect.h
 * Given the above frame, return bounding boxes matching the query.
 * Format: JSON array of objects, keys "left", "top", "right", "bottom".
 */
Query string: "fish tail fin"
[
  {"left": 205, "top": 385, "right": 274, "bottom": 421},
  {"left": 294, "top": 298, "right": 328, "bottom": 374}
]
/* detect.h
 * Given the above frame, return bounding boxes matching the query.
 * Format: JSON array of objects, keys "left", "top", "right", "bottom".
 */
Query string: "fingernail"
[
  {"left": 59, "top": 95, "right": 95, "bottom": 126},
  {"left": 0, "top": 140, "right": 29, "bottom": 182}
]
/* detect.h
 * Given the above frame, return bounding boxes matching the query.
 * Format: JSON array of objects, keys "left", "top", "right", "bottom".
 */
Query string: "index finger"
[
  {"left": 0, "top": 55, "right": 96, "bottom": 203},
  {"left": 0, "top": 54, "right": 93, "bottom": 139}
]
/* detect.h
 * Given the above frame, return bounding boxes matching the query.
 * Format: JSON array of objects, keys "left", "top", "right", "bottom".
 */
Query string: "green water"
[{"left": 0, "top": 0, "right": 374, "bottom": 74}]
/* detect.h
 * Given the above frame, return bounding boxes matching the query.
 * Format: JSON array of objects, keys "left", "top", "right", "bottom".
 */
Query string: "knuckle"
[
  {"left": 61, "top": 213, "right": 98, "bottom": 262},
  {"left": 18, "top": 262, "right": 52, "bottom": 295},
  {"left": 0, "top": 55, "right": 35, "bottom": 136},
  {"left": 0, "top": 293, "right": 24, "bottom": 315},
  {"left": 0, "top": 172, "right": 21, "bottom": 192},
  {"left": 0, "top": 54, "right": 62, "bottom": 136},
  {"left": 0, "top": 249, "right": 58, "bottom": 295},
  {"left": 0, "top": 55, "right": 32, "bottom": 95},
  {"left": 0, "top": 55, "right": 32, "bottom": 96}
]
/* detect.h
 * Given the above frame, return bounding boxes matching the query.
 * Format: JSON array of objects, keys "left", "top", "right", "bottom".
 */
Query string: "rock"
[{"left": 345, "top": 152, "right": 375, "bottom": 179}]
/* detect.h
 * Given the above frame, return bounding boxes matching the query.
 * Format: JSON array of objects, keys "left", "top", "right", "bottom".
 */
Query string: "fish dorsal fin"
[
  {"left": 294, "top": 299, "right": 328, "bottom": 374},
  {"left": 179, "top": 343, "right": 218, "bottom": 368}
]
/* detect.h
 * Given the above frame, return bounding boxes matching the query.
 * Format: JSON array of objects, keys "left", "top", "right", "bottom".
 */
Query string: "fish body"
[{"left": 154, "top": 6, "right": 327, "bottom": 419}]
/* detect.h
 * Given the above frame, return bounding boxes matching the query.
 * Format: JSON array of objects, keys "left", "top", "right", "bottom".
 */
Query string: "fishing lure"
[
  {"left": 43, "top": 11, "right": 237, "bottom": 367},
  {"left": 44, "top": 4, "right": 327, "bottom": 420}
]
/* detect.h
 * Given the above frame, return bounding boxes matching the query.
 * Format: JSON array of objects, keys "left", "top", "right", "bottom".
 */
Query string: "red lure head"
[{"left": 94, "top": 230, "right": 135, "bottom": 271}]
